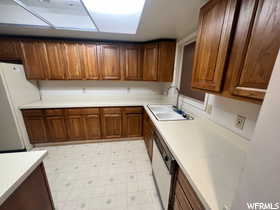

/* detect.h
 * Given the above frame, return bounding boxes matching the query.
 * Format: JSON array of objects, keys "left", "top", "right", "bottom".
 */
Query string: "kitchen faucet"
[{"left": 167, "top": 86, "right": 180, "bottom": 110}]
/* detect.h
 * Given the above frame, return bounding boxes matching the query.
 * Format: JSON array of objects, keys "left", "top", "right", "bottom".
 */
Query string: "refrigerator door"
[{"left": 0, "top": 63, "right": 40, "bottom": 152}]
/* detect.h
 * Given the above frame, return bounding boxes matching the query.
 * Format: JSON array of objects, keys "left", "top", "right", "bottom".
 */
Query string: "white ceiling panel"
[{"left": 82, "top": 0, "right": 146, "bottom": 34}]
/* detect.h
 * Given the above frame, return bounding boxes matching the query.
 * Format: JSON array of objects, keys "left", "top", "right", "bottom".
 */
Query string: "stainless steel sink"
[{"left": 147, "top": 104, "right": 193, "bottom": 121}]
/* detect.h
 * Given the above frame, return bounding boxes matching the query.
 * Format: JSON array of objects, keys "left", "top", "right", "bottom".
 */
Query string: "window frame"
[{"left": 176, "top": 34, "right": 209, "bottom": 111}]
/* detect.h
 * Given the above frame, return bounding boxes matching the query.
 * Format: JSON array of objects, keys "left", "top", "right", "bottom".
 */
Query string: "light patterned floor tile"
[{"left": 33, "top": 140, "right": 163, "bottom": 210}]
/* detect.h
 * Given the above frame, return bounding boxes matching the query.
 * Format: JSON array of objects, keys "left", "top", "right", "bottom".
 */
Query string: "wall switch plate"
[{"left": 235, "top": 115, "right": 246, "bottom": 130}]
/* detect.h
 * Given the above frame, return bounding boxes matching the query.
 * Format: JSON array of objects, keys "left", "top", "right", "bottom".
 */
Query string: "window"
[{"left": 179, "top": 41, "right": 207, "bottom": 110}]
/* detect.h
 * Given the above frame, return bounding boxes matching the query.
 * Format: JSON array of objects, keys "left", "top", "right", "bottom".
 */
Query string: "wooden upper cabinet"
[
  {"left": 45, "top": 41, "right": 66, "bottom": 80},
  {"left": 158, "top": 41, "right": 176, "bottom": 82},
  {"left": 79, "top": 43, "right": 99, "bottom": 80},
  {"left": 99, "top": 44, "right": 121, "bottom": 80},
  {"left": 192, "top": 0, "right": 238, "bottom": 92},
  {"left": 64, "top": 42, "right": 82, "bottom": 80},
  {"left": 0, "top": 39, "right": 21, "bottom": 61},
  {"left": 228, "top": 0, "right": 280, "bottom": 100},
  {"left": 21, "top": 40, "right": 49, "bottom": 80},
  {"left": 143, "top": 43, "right": 158, "bottom": 81},
  {"left": 122, "top": 44, "right": 142, "bottom": 80}
]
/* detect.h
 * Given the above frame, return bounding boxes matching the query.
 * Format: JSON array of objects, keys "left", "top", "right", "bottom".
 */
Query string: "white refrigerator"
[{"left": 0, "top": 62, "right": 40, "bottom": 152}]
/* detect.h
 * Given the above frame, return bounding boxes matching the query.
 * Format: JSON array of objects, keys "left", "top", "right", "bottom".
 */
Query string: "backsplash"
[
  {"left": 179, "top": 94, "right": 261, "bottom": 140},
  {"left": 39, "top": 81, "right": 169, "bottom": 100}
]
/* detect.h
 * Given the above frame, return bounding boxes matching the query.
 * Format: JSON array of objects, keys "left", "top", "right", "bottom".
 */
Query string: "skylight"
[{"left": 82, "top": 0, "right": 146, "bottom": 34}]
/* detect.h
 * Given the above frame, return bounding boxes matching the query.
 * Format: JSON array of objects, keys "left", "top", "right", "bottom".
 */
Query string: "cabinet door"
[
  {"left": 46, "top": 116, "right": 68, "bottom": 142},
  {"left": 123, "top": 113, "right": 143, "bottom": 137},
  {"left": 0, "top": 39, "right": 21, "bottom": 61},
  {"left": 192, "top": 0, "right": 238, "bottom": 92},
  {"left": 101, "top": 108, "right": 122, "bottom": 138},
  {"left": 122, "top": 45, "right": 141, "bottom": 80},
  {"left": 45, "top": 41, "right": 66, "bottom": 80},
  {"left": 79, "top": 43, "right": 99, "bottom": 80},
  {"left": 64, "top": 42, "right": 82, "bottom": 80},
  {"left": 99, "top": 44, "right": 121, "bottom": 80},
  {"left": 143, "top": 43, "right": 158, "bottom": 81},
  {"left": 21, "top": 40, "right": 49, "bottom": 80},
  {"left": 66, "top": 115, "right": 85, "bottom": 140},
  {"left": 84, "top": 114, "right": 102, "bottom": 139},
  {"left": 158, "top": 41, "right": 176, "bottom": 82},
  {"left": 228, "top": 0, "right": 280, "bottom": 100},
  {"left": 24, "top": 117, "right": 47, "bottom": 144}
]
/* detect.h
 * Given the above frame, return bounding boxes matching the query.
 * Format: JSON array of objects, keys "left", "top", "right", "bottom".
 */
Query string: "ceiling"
[{"left": 0, "top": 0, "right": 207, "bottom": 42}]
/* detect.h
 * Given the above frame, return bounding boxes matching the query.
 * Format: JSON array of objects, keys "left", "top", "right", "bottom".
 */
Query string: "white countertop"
[
  {"left": 19, "top": 98, "right": 247, "bottom": 209},
  {"left": 0, "top": 151, "right": 47, "bottom": 206}
]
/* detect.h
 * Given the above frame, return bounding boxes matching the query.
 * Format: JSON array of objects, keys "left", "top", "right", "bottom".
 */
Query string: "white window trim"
[{"left": 175, "top": 32, "right": 209, "bottom": 111}]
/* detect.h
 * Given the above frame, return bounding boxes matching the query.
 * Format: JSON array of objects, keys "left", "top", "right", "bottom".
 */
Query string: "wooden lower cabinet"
[
  {"left": 84, "top": 114, "right": 102, "bottom": 140},
  {"left": 66, "top": 115, "right": 85, "bottom": 140},
  {"left": 45, "top": 116, "right": 68, "bottom": 142},
  {"left": 171, "top": 168, "right": 205, "bottom": 210},
  {"left": 101, "top": 108, "right": 123, "bottom": 139},
  {"left": 24, "top": 117, "right": 47, "bottom": 144},
  {"left": 0, "top": 163, "right": 54, "bottom": 210},
  {"left": 143, "top": 111, "right": 154, "bottom": 161},
  {"left": 22, "top": 107, "right": 144, "bottom": 144}
]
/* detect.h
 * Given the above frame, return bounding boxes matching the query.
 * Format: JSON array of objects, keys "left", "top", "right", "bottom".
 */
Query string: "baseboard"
[{"left": 33, "top": 137, "right": 143, "bottom": 147}]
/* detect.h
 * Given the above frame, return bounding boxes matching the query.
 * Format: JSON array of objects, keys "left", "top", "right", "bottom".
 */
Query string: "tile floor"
[{"left": 33, "top": 140, "right": 162, "bottom": 210}]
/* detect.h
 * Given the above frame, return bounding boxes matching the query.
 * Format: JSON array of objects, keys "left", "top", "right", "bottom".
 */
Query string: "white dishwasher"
[{"left": 152, "top": 131, "right": 177, "bottom": 210}]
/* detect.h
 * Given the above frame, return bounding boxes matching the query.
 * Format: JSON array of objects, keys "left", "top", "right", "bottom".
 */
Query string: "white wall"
[
  {"left": 231, "top": 51, "right": 280, "bottom": 209},
  {"left": 173, "top": 34, "right": 261, "bottom": 140},
  {"left": 39, "top": 80, "right": 169, "bottom": 100}
]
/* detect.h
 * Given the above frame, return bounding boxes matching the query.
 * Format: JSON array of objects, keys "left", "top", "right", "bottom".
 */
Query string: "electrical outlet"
[{"left": 235, "top": 115, "right": 246, "bottom": 130}]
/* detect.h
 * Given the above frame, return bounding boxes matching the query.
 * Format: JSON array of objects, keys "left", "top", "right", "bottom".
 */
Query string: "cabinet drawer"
[
  {"left": 123, "top": 107, "right": 143, "bottom": 113},
  {"left": 22, "top": 109, "right": 44, "bottom": 117},
  {"left": 102, "top": 107, "right": 121, "bottom": 114},
  {"left": 177, "top": 169, "right": 204, "bottom": 210},
  {"left": 45, "top": 109, "right": 65, "bottom": 116},
  {"left": 81, "top": 108, "right": 99, "bottom": 115}
]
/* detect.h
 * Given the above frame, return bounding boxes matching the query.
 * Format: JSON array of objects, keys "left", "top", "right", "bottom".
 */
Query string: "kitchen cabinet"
[
  {"left": 191, "top": 0, "right": 280, "bottom": 103},
  {"left": 158, "top": 41, "right": 176, "bottom": 82},
  {"left": 143, "top": 111, "right": 154, "bottom": 161},
  {"left": 101, "top": 108, "right": 122, "bottom": 138},
  {"left": 0, "top": 39, "right": 21, "bottom": 61},
  {"left": 143, "top": 42, "right": 159, "bottom": 81},
  {"left": 171, "top": 168, "right": 204, "bottom": 210},
  {"left": 24, "top": 117, "right": 48, "bottom": 144},
  {"left": 228, "top": 0, "right": 280, "bottom": 100},
  {"left": 22, "top": 107, "right": 145, "bottom": 144},
  {"left": 122, "top": 44, "right": 142, "bottom": 80},
  {"left": 64, "top": 42, "right": 83, "bottom": 80},
  {"left": 79, "top": 43, "right": 99, "bottom": 80},
  {"left": 45, "top": 116, "right": 68, "bottom": 142},
  {"left": 45, "top": 41, "right": 66, "bottom": 80},
  {"left": 66, "top": 115, "right": 85, "bottom": 141},
  {"left": 192, "top": 0, "right": 237, "bottom": 92},
  {"left": 99, "top": 44, "right": 121, "bottom": 80},
  {"left": 21, "top": 40, "right": 49, "bottom": 80},
  {"left": 0, "top": 163, "right": 54, "bottom": 210},
  {"left": 123, "top": 107, "right": 143, "bottom": 137}
]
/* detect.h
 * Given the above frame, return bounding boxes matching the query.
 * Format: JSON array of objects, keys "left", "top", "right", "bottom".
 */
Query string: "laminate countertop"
[
  {"left": 19, "top": 97, "right": 248, "bottom": 209},
  {"left": 0, "top": 151, "right": 47, "bottom": 206}
]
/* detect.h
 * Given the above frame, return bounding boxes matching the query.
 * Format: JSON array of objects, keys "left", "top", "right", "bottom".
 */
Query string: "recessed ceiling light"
[{"left": 83, "top": 0, "right": 146, "bottom": 15}]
